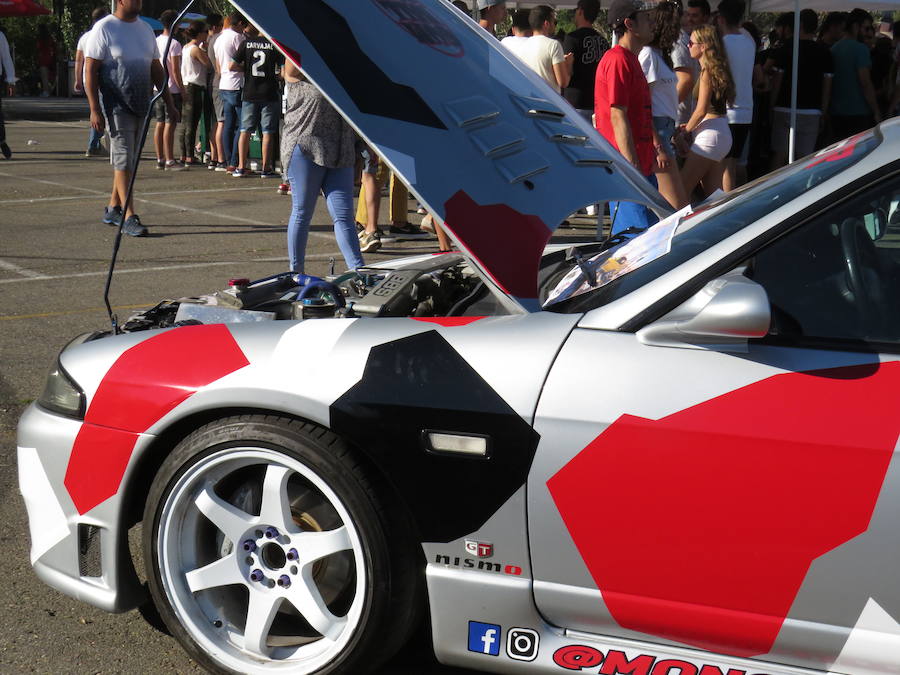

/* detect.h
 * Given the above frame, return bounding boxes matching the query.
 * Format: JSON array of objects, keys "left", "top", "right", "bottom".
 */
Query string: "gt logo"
[
  {"left": 468, "top": 621, "right": 500, "bottom": 656},
  {"left": 464, "top": 539, "right": 493, "bottom": 558}
]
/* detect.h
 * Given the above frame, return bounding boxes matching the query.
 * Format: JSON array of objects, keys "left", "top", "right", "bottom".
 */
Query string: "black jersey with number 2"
[{"left": 234, "top": 37, "right": 281, "bottom": 102}]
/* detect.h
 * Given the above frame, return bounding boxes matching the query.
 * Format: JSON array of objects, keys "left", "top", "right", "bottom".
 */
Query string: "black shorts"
[
  {"left": 727, "top": 123, "right": 750, "bottom": 159},
  {"left": 153, "top": 93, "right": 182, "bottom": 123}
]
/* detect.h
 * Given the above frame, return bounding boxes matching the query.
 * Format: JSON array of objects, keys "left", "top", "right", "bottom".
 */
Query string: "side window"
[{"left": 747, "top": 174, "right": 900, "bottom": 348}]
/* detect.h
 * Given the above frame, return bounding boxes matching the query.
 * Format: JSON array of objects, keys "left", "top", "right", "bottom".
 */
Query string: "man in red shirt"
[{"left": 595, "top": 0, "right": 663, "bottom": 235}]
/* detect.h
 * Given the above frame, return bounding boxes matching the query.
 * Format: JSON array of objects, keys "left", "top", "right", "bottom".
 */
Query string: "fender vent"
[{"left": 78, "top": 524, "right": 102, "bottom": 578}]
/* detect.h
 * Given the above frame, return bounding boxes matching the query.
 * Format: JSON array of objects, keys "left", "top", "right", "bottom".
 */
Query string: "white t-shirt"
[
  {"left": 639, "top": 46, "right": 678, "bottom": 122},
  {"left": 501, "top": 35, "right": 531, "bottom": 62},
  {"left": 76, "top": 29, "right": 93, "bottom": 88},
  {"left": 83, "top": 14, "right": 159, "bottom": 118},
  {"left": 181, "top": 43, "right": 208, "bottom": 87},
  {"left": 156, "top": 34, "right": 183, "bottom": 93},
  {"left": 723, "top": 31, "right": 755, "bottom": 124},
  {"left": 214, "top": 27, "right": 245, "bottom": 91},
  {"left": 518, "top": 35, "right": 565, "bottom": 91}
]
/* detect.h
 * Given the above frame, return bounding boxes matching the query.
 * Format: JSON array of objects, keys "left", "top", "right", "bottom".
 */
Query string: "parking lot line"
[
  {"left": 0, "top": 185, "right": 274, "bottom": 206},
  {"left": 1, "top": 303, "right": 152, "bottom": 321},
  {"left": 0, "top": 254, "right": 340, "bottom": 285},
  {"left": 0, "top": 258, "right": 48, "bottom": 279},
  {"left": 0, "top": 170, "right": 329, "bottom": 238}
]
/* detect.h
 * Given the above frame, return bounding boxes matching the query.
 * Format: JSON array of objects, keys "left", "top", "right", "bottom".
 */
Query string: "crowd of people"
[
  {"left": 1, "top": 0, "right": 899, "bottom": 273},
  {"left": 487, "top": 0, "right": 900, "bottom": 235},
  {"left": 62, "top": 0, "right": 436, "bottom": 279}
]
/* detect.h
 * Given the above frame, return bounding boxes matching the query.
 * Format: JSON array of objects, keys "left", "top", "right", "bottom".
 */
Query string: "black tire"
[{"left": 142, "top": 415, "right": 422, "bottom": 674}]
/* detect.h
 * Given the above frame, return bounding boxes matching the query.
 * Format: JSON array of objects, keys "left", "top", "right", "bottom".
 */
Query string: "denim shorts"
[
  {"left": 359, "top": 146, "right": 378, "bottom": 175},
  {"left": 240, "top": 100, "right": 280, "bottom": 134},
  {"left": 652, "top": 116, "right": 676, "bottom": 158}
]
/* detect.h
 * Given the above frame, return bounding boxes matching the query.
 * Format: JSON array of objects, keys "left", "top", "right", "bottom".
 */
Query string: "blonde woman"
[{"left": 678, "top": 25, "right": 735, "bottom": 198}]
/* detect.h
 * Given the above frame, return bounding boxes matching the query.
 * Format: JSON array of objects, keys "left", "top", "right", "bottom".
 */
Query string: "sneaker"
[
  {"left": 355, "top": 221, "right": 365, "bottom": 234},
  {"left": 1, "top": 142, "right": 11, "bottom": 159},
  {"left": 103, "top": 205, "right": 123, "bottom": 225},
  {"left": 120, "top": 215, "right": 148, "bottom": 237},
  {"left": 359, "top": 230, "right": 382, "bottom": 253},
  {"left": 359, "top": 226, "right": 383, "bottom": 240},
  {"left": 165, "top": 160, "right": 187, "bottom": 171},
  {"left": 225, "top": 165, "right": 236, "bottom": 174},
  {"left": 207, "top": 161, "right": 218, "bottom": 170},
  {"left": 277, "top": 182, "right": 291, "bottom": 195},
  {"left": 388, "top": 222, "right": 430, "bottom": 239},
  {"left": 156, "top": 159, "right": 166, "bottom": 170},
  {"left": 232, "top": 168, "right": 246, "bottom": 177},
  {"left": 214, "top": 163, "right": 229, "bottom": 172},
  {"left": 259, "top": 169, "right": 279, "bottom": 179}
]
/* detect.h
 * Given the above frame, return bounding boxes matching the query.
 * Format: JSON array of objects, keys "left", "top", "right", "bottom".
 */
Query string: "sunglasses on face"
[{"left": 688, "top": 39, "right": 703, "bottom": 46}]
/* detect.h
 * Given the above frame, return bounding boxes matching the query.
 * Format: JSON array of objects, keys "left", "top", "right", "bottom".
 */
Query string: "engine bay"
[{"left": 120, "top": 253, "right": 505, "bottom": 332}]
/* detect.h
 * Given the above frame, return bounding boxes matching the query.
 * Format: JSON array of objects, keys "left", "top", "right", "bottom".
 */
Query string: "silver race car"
[{"left": 18, "top": 1, "right": 900, "bottom": 674}]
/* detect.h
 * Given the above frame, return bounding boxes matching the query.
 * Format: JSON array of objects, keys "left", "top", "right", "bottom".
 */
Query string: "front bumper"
[{"left": 17, "top": 403, "right": 146, "bottom": 612}]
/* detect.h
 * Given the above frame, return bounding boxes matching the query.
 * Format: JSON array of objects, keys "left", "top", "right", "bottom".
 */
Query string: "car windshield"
[{"left": 543, "top": 132, "right": 880, "bottom": 313}]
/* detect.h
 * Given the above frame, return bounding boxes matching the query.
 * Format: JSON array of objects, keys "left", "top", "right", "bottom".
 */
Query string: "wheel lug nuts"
[
  {"left": 242, "top": 539, "right": 257, "bottom": 552},
  {"left": 277, "top": 575, "right": 291, "bottom": 588},
  {"left": 264, "top": 527, "right": 280, "bottom": 539},
  {"left": 286, "top": 548, "right": 298, "bottom": 561},
  {"left": 249, "top": 569, "right": 265, "bottom": 582}
]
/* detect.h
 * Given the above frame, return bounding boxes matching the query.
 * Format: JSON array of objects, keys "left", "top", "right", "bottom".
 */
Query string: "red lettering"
[
  {"left": 599, "top": 650, "right": 654, "bottom": 675},
  {"left": 699, "top": 668, "right": 747, "bottom": 675},
  {"left": 553, "top": 645, "right": 604, "bottom": 670},
  {"left": 652, "top": 660, "right": 699, "bottom": 675},
  {"left": 504, "top": 564, "right": 522, "bottom": 575}
]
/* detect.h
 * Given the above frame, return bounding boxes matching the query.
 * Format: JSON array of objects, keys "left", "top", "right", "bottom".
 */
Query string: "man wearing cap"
[
  {"left": 595, "top": 0, "right": 661, "bottom": 235},
  {"left": 477, "top": 0, "right": 507, "bottom": 37}
]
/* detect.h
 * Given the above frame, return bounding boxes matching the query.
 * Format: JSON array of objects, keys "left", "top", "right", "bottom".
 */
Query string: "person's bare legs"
[
  {"left": 722, "top": 158, "right": 743, "bottom": 192},
  {"left": 699, "top": 161, "right": 726, "bottom": 197},
  {"left": 110, "top": 169, "right": 135, "bottom": 218},
  {"left": 237, "top": 130, "right": 250, "bottom": 170},
  {"left": 262, "top": 133, "right": 274, "bottom": 171},
  {"left": 680, "top": 152, "right": 716, "bottom": 201},
  {"left": 361, "top": 170, "right": 381, "bottom": 234},
  {"left": 215, "top": 121, "right": 224, "bottom": 164},
  {"left": 154, "top": 122, "right": 165, "bottom": 162},
  {"left": 164, "top": 122, "right": 177, "bottom": 162},
  {"left": 655, "top": 161, "right": 689, "bottom": 209}
]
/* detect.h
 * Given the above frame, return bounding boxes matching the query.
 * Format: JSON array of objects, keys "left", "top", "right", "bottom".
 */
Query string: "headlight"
[{"left": 37, "top": 361, "right": 86, "bottom": 419}]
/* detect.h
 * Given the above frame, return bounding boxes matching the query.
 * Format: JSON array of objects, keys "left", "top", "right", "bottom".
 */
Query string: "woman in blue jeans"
[{"left": 282, "top": 61, "right": 363, "bottom": 273}]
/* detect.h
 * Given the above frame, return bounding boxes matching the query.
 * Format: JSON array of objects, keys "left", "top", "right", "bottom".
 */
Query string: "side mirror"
[{"left": 637, "top": 270, "right": 770, "bottom": 351}]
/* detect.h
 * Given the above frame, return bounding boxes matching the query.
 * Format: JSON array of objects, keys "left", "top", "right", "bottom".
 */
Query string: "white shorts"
[{"left": 690, "top": 116, "right": 732, "bottom": 162}]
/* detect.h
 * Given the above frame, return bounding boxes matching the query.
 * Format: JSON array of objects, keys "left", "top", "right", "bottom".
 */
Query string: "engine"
[{"left": 120, "top": 254, "right": 496, "bottom": 332}]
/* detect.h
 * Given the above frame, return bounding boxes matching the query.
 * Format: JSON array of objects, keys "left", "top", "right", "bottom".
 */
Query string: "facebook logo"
[{"left": 467, "top": 621, "right": 501, "bottom": 656}]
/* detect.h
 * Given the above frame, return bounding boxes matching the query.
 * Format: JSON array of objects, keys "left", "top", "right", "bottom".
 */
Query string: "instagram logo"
[{"left": 506, "top": 627, "right": 539, "bottom": 661}]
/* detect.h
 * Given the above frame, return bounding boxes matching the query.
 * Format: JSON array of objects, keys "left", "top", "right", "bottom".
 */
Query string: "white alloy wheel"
[{"left": 143, "top": 417, "right": 419, "bottom": 674}]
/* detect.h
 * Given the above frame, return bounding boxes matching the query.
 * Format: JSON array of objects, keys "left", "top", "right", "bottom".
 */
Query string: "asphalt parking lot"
[{"left": 0, "top": 98, "right": 593, "bottom": 673}]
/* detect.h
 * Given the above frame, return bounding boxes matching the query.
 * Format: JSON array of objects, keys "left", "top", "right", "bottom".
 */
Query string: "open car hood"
[{"left": 235, "top": 0, "right": 670, "bottom": 312}]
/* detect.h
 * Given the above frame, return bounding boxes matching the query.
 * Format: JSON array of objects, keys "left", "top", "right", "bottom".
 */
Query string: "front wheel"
[{"left": 142, "top": 415, "right": 420, "bottom": 674}]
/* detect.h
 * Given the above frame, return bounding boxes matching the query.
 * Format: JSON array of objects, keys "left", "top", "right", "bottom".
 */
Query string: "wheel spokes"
[
  {"left": 185, "top": 555, "right": 243, "bottom": 593},
  {"left": 295, "top": 526, "right": 352, "bottom": 565},
  {"left": 195, "top": 484, "right": 254, "bottom": 542},
  {"left": 244, "top": 589, "right": 283, "bottom": 657},
  {"left": 259, "top": 464, "right": 294, "bottom": 529},
  {"left": 285, "top": 567, "right": 347, "bottom": 642}
]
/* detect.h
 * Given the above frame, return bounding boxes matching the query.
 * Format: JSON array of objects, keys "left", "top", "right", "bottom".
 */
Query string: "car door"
[{"left": 528, "top": 172, "right": 900, "bottom": 672}]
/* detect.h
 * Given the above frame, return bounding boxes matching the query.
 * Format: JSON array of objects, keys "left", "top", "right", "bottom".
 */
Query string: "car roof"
[{"left": 233, "top": 0, "right": 669, "bottom": 312}]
